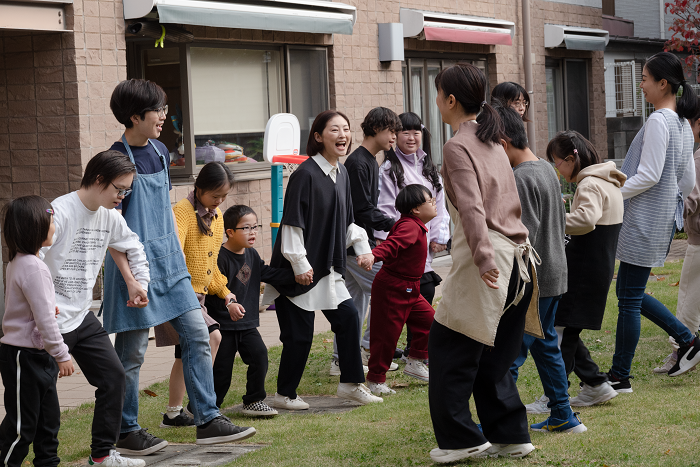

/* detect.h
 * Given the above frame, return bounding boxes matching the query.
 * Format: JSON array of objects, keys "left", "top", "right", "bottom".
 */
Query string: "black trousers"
[
  {"left": 405, "top": 277, "right": 438, "bottom": 353},
  {"left": 560, "top": 327, "right": 608, "bottom": 386},
  {"left": 0, "top": 345, "right": 60, "bottom": 467},
  {"left": 275, "top": 296, "right": 364, "bottom": 398},
  {"left": 213, "top": 328, "right": 268, "bottom": 406},
  {"left": 429, "top": 264, "right": 532, "bottom": 449},
  {"left": 61, "top": 312, "right": 126, "bottom": 458}
]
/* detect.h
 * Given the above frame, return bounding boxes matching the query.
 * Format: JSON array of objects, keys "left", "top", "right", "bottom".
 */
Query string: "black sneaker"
[
  {"left": 196, "top": 415, "right": 256, "bottom": 445},
  {"left": 669, "top": 334, "right": 700, "bottom": 376},
  {"left": 115, "top": 428, "right": 168, "bottom": 455},
  {"left": 606, "top": 370, "right": 633, "bottom": 393},
  {"left": 160, "top": 409, "right": 196, "bottom": 428}
]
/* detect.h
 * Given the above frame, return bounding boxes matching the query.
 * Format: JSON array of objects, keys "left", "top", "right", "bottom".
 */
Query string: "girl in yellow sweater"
[{"left": 156, "top": 161, "right": 237, "bottom": 427}]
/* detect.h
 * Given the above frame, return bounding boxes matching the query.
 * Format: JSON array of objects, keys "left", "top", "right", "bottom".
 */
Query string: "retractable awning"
[
  {"left": 400, "top": 9, "right": 515, "bottom": 46},
  {"left": 0, "top": 0, "right": 72, "bottom": 32},
  {"left": 544, "top": 24, "right": 609, "bottom": 51},
  {"left": 123, "top": 0, "right": 356, "bottom": 35}
]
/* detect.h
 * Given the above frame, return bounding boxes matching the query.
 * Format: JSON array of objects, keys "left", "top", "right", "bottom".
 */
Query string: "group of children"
[{"left": 3, "top": 51, "right": 700, "bottom": 466}]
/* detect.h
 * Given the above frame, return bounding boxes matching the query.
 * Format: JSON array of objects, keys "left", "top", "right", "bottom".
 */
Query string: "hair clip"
[
  {"left": 421, "top": 124, "right": 426, "bottom": 130},
  {"left": 573, "top": 149, "right": 578, "bottom": 155},
  {"left": 480, "top": 100, "right": 487, "bottom": 108},
  {"left": 46, "top": 208, "right": 54, "bottom": 214}
]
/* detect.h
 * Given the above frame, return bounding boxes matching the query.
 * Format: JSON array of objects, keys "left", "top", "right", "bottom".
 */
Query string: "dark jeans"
[
  {"left": 612, "top": 261, "right": 695, "bottom": 379},
  {"left": 560, "top": 327, "right": 608, "bottom": 386},
  {"left": 429, "top": 264, "right": 532, "bottom": 449},
  {"left": 275, "top": 296, "right": 365, "bottom": 398},
  {"left": 213, "top": 328, "right": 268, "bottom": 406},
  {"left": 405, "top": 276, "right": 437, "bottom": 354},
  {"left": 62, "top": 312, "right": 126, "bottom": 458},
  {"left": 0, "top": 345, "right": 60, "bottom": 467},
  {"left": 510, "top": 296, "right": 572, "bottom": 420}
]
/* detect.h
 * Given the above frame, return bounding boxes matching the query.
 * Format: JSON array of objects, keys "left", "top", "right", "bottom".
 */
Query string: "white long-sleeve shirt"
[
  {"left": 263, "top": 155, "right": 371, "bottom": 311},
  {"left": 620, "top": 111, "right": 695, "bottom": 200},
  {"left": 41, "top": 191, "right": 150, "bottom": 333}
]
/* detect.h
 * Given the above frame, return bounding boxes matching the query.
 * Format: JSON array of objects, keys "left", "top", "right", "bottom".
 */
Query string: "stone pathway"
[
  {"left": 224, "top": 395, "right": 362, "bottom": 417},
  {"left": 125, "top": 444, "right": 263, "bottom": 466}
]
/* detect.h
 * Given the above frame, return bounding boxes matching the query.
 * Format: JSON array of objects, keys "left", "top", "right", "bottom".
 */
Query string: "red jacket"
[{"left": 372, "top": 215, "right": 428, "bottom": 281}]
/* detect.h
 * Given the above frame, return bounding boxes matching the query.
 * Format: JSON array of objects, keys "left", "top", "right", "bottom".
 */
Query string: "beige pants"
[{"left": 670, "top": 243, "right": 700, "bottom": 349}]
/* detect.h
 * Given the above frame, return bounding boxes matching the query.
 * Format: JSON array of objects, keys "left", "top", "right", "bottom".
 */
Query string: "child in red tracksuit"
[{"left": 367, "top": 184, "right": 437, "bottom": 395}]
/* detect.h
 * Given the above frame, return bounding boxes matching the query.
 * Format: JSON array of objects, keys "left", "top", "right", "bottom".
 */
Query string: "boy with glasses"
[{"left": 205, "top": 205, "right": 295, "bottom": 416}]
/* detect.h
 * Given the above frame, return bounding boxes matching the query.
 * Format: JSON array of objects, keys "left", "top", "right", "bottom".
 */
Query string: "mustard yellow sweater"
[{"left": 173, "top": 198, "right": 230, "bottom": 299}]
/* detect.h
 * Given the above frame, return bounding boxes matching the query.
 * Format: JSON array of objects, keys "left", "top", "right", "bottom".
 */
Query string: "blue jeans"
[
  {"left": 115, "top": 308, "right": 220, "bottom": 432},
  {"left": 612, "top": 261, "right": 695, "bottom": 379},
  {"left": 510, "top": 296, "right": 572, "bottom": 421}
]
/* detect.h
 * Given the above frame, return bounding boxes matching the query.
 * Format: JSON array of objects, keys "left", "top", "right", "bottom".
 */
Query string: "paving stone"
[
  {"left": 224, "top": 395, "right": 362, "bottom": 416},
  {"left": 125, "top": 444, "right": 263, "bottom": 466}
]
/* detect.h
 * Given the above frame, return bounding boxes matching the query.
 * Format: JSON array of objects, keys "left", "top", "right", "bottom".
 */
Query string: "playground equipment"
[{"left": 263, "top": 113, "right": 308, "bottom": 243}]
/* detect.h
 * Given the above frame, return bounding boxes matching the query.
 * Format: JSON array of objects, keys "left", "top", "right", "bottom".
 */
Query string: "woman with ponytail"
[
  {"left": 610, "top": 51, "right": 700, "bottom": 388},
  {"left": 156, "top": 161, "right": 238, "bottom": 427},
  {"left": 369, "top": 112, "right": 449, "bottom": 358},
  {"left": 427, "top": 63, "right": 541, "bottom": 463}
]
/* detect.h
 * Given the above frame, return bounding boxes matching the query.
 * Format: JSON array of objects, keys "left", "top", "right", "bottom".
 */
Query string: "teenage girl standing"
[{"left": 612, "top": 52, "right": 700, "bottom": 388}]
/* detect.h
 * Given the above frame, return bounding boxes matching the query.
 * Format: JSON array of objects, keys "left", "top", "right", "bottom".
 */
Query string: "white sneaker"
[
  {"left": 404, "top": 358, "right": 429, "bottom": 382},
  {"left": 430, "top": 442, "right": 491, "bottom": 463},
  {"left": 362, "top": 348, "right": 399, "bottom": 371},
  {"left": 329, "top": 358, "right": 341, "bottom": 376},
  {"left": 653, "top": 351, "right": 677, "bottom": 374},
  {"left": 570, "top": 382, "right": 618, "bottom": 407},
  {"left": 368, "top": 381, "right": 396, "bottom": 395},
  {"left": 388, "top": 361, "right": 399, "bottom": 371},
  {"left": 363, "top": 364, "right": 369, "bottom": 374},
  {"left": 525, "top": 395, "right": 550, "bottom": 414},
  {"left": 337, "top": 383, "right": 383, "bottom": 405},
  {"left": 475, "top": 443, "right": 535, "bottom": 458},
  {"left": 270, "top": 393, "right": 309, "bottom": 410},
  {"left": 91, "top": 450, "right": 146, "bottom": 466}
]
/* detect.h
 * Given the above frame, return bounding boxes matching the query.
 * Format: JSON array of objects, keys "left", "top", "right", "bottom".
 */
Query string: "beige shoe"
[
  {"left": 270, "top": 393, "right": 309, "bottom": 410},
  {"left": 337, "top": 383, "right": 383, "bottom": 405},
  {"left": 653, "top": 351, "right": 677, "bottom": 374}
]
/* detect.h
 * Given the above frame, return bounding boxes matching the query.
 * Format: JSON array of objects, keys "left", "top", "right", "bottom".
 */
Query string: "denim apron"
[{"left": 102, "top": 136, "right": 200, "bottom": 333}]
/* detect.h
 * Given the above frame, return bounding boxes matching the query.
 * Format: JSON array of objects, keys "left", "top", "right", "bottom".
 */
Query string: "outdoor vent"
[
  {"left": 544, "top": 24, "right": 609, "bottom": 51},
  {"left": 123, "top": 0, "right": 357, "bottom": 35},
  {"left": 400, "top": 8, "right": 515, "bottom": 46}
]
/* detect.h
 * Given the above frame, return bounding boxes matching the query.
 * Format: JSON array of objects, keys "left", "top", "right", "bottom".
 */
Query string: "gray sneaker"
[
  {"left": 196, "top": 415, "right": 256, "bottom": 445},
  {"left": 524, "top": 395, "right": 550, "bottom": 414},
  {"left": 570, "top": 382, "right": 618, "bottom": 407},
  {"left": 115, "top": 428, "right": 168, "bottom": 456}
]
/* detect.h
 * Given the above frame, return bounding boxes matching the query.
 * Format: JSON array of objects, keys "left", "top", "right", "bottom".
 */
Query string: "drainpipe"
[
  {"left": 522, "top": 0, "right": 536, "bottom": 154},
  {"left": 659, "top": 0, "right": 665, "bottom": 39}
]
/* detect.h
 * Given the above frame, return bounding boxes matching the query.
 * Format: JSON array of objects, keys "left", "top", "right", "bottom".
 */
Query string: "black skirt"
[{"left": 554, "top": 223, "right": 622, "bottom": 330}]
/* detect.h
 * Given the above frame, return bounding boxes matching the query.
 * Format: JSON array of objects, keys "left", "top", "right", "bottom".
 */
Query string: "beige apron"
[{"left": 435, "top": 200, "right": 543, "bottom": 346}]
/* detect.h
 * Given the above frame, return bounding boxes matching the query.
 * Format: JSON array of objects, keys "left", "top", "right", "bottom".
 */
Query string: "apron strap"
[
  {"left": 121, "top": 134, "right": 136, "bottom": 164},
  {"left": 505, "top": 241, "right": 541, "bottom": 310}
]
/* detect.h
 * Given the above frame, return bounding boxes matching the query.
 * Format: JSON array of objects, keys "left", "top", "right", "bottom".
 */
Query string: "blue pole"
[{"left": 271, "top": 165, "right": 283, "bottom": 244}]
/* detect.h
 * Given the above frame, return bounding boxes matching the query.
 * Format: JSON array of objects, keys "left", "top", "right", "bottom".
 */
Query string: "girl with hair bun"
[
  {"left": 427, "top": 63, "right": 541, "bottom": 463},
  {"left": 611, "top": 51, "right": 700, "bottom": 388}
]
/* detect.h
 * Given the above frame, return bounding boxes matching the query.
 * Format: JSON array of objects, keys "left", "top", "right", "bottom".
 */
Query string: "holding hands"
[
  {"left": 126, "top": 280, "right": 149, "bottom": 308},
  {"left": 356, "top": 253, "right": 375, "bottom": 271},
  {"left": 295, "top": 268, "right": 314, "bottom": 286}
]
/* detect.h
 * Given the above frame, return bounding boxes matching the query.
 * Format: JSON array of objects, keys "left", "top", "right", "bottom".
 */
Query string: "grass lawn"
[{"left": 51, "top": 259, "right": 700, "bottom": 466}]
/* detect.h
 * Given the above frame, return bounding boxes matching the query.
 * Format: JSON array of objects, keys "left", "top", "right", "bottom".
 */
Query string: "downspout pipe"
[{"left": 522, "top": 0, "right": 536, "bottom": 154}]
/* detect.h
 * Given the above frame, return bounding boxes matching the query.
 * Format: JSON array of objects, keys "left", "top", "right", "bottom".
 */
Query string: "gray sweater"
[{"left": 513, "top": 159, "right": 568, "bottom": 297}]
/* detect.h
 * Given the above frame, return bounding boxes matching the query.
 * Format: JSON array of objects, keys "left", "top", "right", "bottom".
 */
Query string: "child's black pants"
[{"left": 213, "top": 328, "right": 269, "bottom": 406}]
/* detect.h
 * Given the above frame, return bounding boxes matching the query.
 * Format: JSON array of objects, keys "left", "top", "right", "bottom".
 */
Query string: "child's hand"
[
  {"left": 227, "top": 303, "right": 245, "bottom": 321},
  {"left": 376, "top": 239, "right": 383, "bottom": 246},
  {"left": 58, "top": 359, "right": 75, "bottom": 378},
  {"left": 295, "top": 268, "right": 314, "bottom": 286},
  {"left": 356, "top": 254, "right": 374, "bottom": 271},
  {"left": 430, "top": 242, "right": 447, "bottom": 253},
  {"left": 126, "top": 281, "right": 149, "bottom": 308},
  {"left": 55, "top": 306, "right": 60, "bottom": 317},
  {"left": 481, "top": 269, "right": 500, "bottom": 289}
]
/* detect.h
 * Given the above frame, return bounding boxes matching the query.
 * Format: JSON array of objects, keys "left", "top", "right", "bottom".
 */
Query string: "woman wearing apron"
[
  {"left": 104, "top": 79, "right": 256, "bottom": 455},
  {"left": 427, "top": 64, "right": 542, "bottom": 463}
]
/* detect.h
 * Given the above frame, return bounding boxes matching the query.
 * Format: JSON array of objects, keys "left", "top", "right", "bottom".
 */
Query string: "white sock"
[{"left": 166, "top": 405, "right": 183, "bottom": 419}]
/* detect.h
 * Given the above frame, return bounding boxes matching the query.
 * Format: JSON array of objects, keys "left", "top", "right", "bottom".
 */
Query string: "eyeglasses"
[
  {"left": 423, "top": 197, "right": 437, "bottom": 206},
  {"left": 231, "top": 225, "right": 262, "bottom": 233},
  {"left": 112, "top": 183, "right": 133, "bottom": 198},
  {"left": 554, "top": 158, "right": 569, "bottom": 169},
  {"left": 151, "top": 105, "right": 168, "bottom": 117}
]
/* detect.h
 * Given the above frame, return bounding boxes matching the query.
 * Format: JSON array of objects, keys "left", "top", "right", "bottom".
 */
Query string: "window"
[
  {"left": 545, "top": 59, "right": 589, "bottom": 140},
  {"left": 129, "top": 41, "right": 329, "bottom": 180},
  {"left": 402, "top": 57, "right": 488, "bottom": 167}
]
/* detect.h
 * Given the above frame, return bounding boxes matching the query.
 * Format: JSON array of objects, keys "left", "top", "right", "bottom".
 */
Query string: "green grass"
[{"left": 46, "top": 259, "right": 700, "bottom": 466}]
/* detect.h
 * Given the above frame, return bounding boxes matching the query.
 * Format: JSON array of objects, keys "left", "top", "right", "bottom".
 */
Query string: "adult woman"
[
  {"left": 612, "top": 52, "right": 700, "bottom": 388},
  {"left": 428, "top": 63, "right": 542, "bottom": 463},
  {"left": 491, "top": 81, "right": 530, "bottom": 119}
]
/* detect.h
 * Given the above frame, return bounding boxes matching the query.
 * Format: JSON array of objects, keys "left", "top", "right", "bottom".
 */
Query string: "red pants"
[{"left": 367, "top": 269, "right": 435, "bottom": 383}]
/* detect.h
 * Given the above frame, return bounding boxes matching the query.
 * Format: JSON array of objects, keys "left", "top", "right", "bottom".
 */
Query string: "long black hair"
[
  {"left": 434, "top": 63, "right": 505, "bottom": 145},
  {"left": 644, "top": 52, "right": 698, "bottom": 120},
  {"left": 193, "top": 162, "right": 234, "bottom": 235},
  {"left": 384, "top": 112, "right": 442, "bottom": 193}
]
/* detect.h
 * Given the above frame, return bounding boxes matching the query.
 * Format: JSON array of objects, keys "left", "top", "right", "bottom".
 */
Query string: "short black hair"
[
  {"left": 395, "top": 184, "right": 432, "bottom": 216},
  {"left": 110, "top": 79, "right": 167, "bottom": 128},
  {"left": 491, "top": 81, "right": 530, "bottom": 122},
  {"left": 224, "top": 205, "right": 257, "bottom": 232},
  {"left": 81, "top": 150, "right": 137, "bottom": 189},
  {"left": 494, "top": 104, "right": 529, "bottom": 150},
  {"left": 360, "top": 107, "right": 402, "bottom": 137},
  {"left": 3, "top": 195, "right": 54, "bottom": 260}
]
